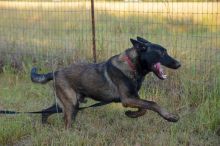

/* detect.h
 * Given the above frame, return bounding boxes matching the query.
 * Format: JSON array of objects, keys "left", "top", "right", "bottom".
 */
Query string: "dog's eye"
[{"left": 141, "top": 46, "right": 146, "bottom": 51}]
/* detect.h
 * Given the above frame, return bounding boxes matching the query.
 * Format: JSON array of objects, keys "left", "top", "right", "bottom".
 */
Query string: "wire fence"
[
  {"left": 0, "top": 0, "right": 219, "bottom": 90},
  {"left": 0, "top": 1, "right": 219, "bottom": 145}
]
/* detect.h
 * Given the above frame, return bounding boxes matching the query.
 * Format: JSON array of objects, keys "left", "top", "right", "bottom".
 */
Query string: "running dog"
[{"left": 31, "top": 37, "right": 181, "bottom": 129}]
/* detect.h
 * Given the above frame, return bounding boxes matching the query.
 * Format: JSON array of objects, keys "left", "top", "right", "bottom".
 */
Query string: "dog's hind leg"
[{"left": 56, "top": 86, "right": 79, "bottom": 129}]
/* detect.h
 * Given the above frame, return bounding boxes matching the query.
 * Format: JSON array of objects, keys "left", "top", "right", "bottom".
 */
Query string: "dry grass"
[
  {"left": 1, "top": 1, "right": 219, "bottom": 26},
  {"left": 0, "top": 1, "right": 219, "bottom": 13},
  {"left": 0, "top": 1, "right": 219, "bottom": 145}
]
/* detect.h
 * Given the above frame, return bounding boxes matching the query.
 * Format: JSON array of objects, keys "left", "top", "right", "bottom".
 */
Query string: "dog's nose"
[{"left": 175, "top": 62, "right": 181, "bottom": 69}]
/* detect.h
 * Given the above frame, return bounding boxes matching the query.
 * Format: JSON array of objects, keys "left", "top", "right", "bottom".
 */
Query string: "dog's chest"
[{"left": 103, "top": 69, "right": 120, "bottom": 98}]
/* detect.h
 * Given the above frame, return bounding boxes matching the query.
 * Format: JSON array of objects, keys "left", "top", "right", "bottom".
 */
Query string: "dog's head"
[{"left": 130, "top": 37, "right": 181, "bottom": 80}]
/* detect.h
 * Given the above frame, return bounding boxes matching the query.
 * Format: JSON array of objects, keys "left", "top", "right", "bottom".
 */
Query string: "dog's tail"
[{"left": 31, "top": 67, "right": 56, "bottom": 84}]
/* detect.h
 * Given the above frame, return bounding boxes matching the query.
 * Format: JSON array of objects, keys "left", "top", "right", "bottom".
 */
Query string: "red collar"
[{"left": 122, "top": 55, "right": 136, "bottom": 72}]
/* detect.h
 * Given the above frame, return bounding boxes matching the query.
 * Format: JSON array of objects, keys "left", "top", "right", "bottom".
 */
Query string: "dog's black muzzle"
[{"left": 160, "top": 54, "right": 181, "bottom": 69}]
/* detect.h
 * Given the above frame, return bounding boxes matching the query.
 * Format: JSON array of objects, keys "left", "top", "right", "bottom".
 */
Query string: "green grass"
[
  {"left": 0, "top": 3, "right": 220, "bottom": 145},
  {"left": 0, "top": 68, "right": 219, "bottom": 145}
]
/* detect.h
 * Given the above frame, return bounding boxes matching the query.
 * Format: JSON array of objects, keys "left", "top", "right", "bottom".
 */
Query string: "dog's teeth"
[{"left": 162, "top": 75, "right": 167, "bottom": 79}]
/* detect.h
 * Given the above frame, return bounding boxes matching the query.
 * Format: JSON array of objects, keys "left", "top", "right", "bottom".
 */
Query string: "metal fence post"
[{"left": 91, "top": 0, "right": 96, "bottom": 63}]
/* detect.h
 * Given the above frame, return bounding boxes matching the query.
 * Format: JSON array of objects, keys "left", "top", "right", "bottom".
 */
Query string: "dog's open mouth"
[{"left": 152, "top": 62, "right": 167, "bottom": 80}]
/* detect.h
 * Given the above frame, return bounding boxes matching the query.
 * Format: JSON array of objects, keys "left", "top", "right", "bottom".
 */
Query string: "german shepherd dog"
[{"left": 31, "top": 37, "right": 181, "bottom": 129}]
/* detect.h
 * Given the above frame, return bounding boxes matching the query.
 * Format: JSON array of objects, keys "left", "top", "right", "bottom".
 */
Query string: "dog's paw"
[
  {"left": 164, "top": 113, "right": 180, "bottom": 122},
  {"left": 125, "top": 109, "right": 146, "bottom": 118},
  {"left": 125, "top": 110, "right": 138, "bottom": 118}
]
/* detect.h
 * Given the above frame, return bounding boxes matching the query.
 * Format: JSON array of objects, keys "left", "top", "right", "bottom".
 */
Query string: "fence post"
[{"left": 91, "top": 0, "right": 96, "bottom": 63}]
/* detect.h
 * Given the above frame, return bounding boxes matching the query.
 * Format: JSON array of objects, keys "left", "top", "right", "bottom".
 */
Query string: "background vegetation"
[
  {"left": 0, "top": 1, "right": 219, "bottom": 145},
  {"left": 6, "top": 0, "right": 220, "bottom": 2}
]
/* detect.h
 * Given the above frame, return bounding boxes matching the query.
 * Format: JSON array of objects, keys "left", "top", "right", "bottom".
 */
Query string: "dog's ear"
[
  {"left": 137, "top": 36, "right": 150, "bottom": 44},
  {"left": 130, "top": 39, "right": 144, "bottom": 47},
  {"left": 130, "top": 39, "right": 147, "bottom": 51}
]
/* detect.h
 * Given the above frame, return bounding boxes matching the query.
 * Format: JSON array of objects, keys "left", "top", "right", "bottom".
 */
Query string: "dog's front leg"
[
  {"left": 125, "top": 108, "right": 147, "bottom": 118},
  {"left": 118, "top": 85, "right": 179, "bottom": 122},
  {"left": 122, "top": 96, "right": 179, "bottom": 122}
]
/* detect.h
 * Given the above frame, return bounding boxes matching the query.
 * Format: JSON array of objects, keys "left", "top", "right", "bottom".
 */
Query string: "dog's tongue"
[
  {"left": 154, "top": 63, "right": 167, "bottom": 79},
  {"left": 154, "top": 62, "right": 161, "bottom": 70}
]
